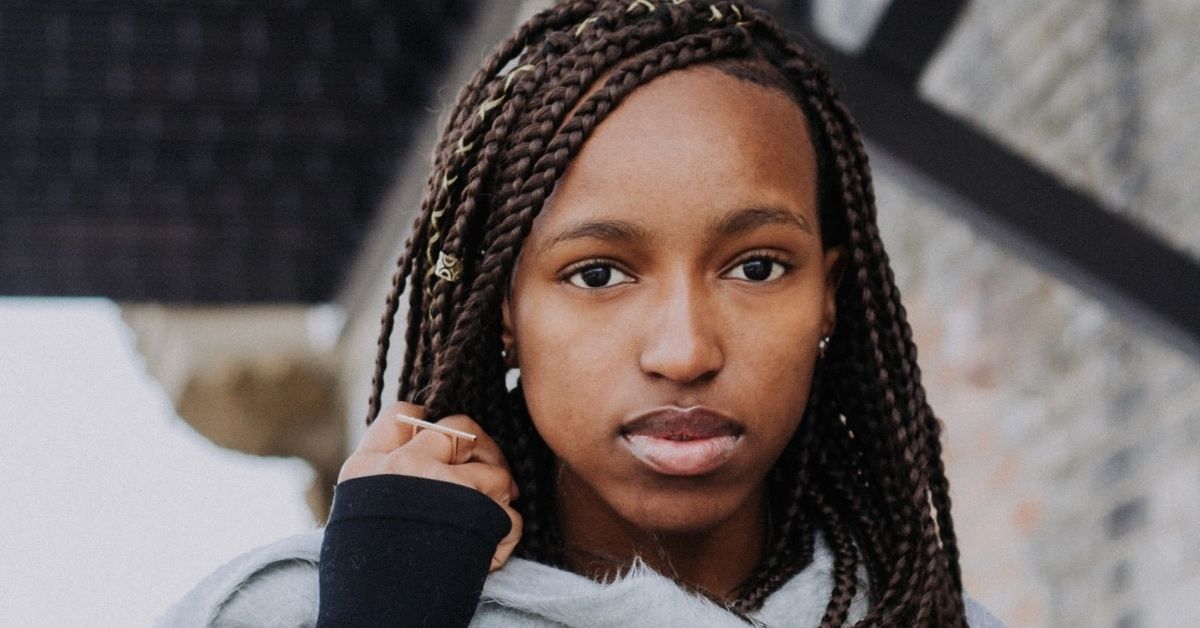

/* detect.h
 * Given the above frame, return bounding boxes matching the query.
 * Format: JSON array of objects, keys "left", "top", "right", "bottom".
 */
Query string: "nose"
[{"left": 638, "top": 279, "right": 724, "bottom": 385}]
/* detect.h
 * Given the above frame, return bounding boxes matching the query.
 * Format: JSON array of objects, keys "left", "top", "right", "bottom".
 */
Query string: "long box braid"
[{"left": 363, "top": 2, "right": 966, "bottom": 625}]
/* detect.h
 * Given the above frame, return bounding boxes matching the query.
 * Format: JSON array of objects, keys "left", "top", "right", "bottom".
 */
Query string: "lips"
[{"left": 620, "top": 407, "right": 743, "bottom": 476}]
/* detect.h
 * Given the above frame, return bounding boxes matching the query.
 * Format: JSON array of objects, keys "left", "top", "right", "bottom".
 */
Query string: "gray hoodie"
[{"left": 156, "top": 529, "right": 1003, "bottom": 627}]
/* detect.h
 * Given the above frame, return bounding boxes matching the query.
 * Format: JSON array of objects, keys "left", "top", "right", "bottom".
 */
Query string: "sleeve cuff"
[{"left": 329, "top": 474, "right": 511, "bottom": 544}]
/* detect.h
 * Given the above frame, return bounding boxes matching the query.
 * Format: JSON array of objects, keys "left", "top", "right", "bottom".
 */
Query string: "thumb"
[{"left": 490, "top": 506, "right": 523, "bottom": 573}]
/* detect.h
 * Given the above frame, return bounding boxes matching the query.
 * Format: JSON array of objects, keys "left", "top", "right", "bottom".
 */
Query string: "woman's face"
[{"left": 502, "top": 66, "right": 842, "bottom": 535}]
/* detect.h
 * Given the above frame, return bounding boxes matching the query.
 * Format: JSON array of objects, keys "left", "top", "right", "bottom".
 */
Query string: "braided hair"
[{"left": 363, "top": 2, "right": 965, "bottom": 625}]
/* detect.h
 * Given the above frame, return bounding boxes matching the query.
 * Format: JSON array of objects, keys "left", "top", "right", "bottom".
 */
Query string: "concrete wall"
[{"left": 859, "top": 1, "right": 1200, "bottom": 625}]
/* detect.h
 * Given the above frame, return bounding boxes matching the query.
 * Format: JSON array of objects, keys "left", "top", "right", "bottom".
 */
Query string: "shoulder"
[{"left": 154, "top": 530, "right": 322, "bottom": 628}]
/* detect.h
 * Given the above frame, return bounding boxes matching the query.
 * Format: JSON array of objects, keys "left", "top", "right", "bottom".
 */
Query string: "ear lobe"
[{"left": 822, "top": 246, "right": 847, "bottom": 337}]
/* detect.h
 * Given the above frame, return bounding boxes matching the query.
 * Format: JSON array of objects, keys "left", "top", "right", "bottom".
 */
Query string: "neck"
[{"left": 555, "top": 465, "right": 766, "bottom": 600}]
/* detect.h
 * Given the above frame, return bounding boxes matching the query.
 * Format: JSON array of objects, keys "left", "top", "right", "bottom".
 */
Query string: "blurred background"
[{"left": 1, "top": 1, "right": 1197, "bottom": 626}]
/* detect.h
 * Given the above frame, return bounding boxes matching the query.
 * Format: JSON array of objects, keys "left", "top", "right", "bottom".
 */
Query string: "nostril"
[{"left": 639, "top": 338, "right": 723, "bottom": 384}]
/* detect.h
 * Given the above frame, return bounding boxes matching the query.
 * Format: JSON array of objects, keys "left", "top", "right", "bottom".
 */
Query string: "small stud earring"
[
  {"left": 818, "top": 336, "right": 831, "bottom": 359},
  {"left": 502, "top": 347, "right": 517, "bottom": 368}
]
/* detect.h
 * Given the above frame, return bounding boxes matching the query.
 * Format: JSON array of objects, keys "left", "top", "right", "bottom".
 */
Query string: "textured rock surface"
[{"left": 856, "top": 0, "right": 1200, "bottom": 625}]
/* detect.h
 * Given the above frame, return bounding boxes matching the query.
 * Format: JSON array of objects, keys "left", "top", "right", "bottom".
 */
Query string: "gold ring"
[{"left": 394, "top": 413, "right": 477, "bottom": 461}]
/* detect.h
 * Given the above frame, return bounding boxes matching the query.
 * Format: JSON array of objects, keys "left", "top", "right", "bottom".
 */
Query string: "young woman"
[{"left": 161, "top": 1, "right": 1003, "bottom": 626}]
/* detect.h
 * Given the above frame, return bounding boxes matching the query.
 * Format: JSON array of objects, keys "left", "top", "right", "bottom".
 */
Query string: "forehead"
[{"left": 531, "top": 65, "right": 818, "bottom": 237}]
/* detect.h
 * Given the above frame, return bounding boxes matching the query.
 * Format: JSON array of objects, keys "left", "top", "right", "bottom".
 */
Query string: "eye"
[
  {"left": 565, "top": 261, "right": 634, "bottom": 289},
  {"left": 725, "top": 254, "right": 791, "bottom": 282}
]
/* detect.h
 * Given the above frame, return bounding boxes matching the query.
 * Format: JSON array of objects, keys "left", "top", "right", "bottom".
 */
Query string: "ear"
[
  {"left": 501, "top": 293, "right": 517, "bottom": 368},
  {"left": 821, "top": 246, "right": 847, "bottom": 338}
]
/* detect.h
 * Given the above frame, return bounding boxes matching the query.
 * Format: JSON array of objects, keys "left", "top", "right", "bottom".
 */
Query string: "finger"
[
  {"left": 450, "top": 462, "right": 517, "bottom": 505},
  {"left": 404, "top": 423, "right": 477, "bottom": 465},
  {"left": 436, "top": 415, "right": 507, "bottom": 467},
  {"left": 356, "top": 401, "right": 428, "bottom": 454},
  {"left": 490, "top": 505, "right": 523, "bottom": 573}
]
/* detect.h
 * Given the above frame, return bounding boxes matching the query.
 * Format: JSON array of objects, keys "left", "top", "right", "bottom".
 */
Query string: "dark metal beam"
[
  {"left": 778, "top": 15, "right": 1200, "bottom": 359},
  {"left": 861, "top": 0, "right": 968, "bottom": 89}
]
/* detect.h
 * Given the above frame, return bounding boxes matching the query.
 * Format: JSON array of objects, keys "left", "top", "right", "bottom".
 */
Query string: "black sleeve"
[{"left": 317, "top": 474, "right": 512, "bottom": 628}]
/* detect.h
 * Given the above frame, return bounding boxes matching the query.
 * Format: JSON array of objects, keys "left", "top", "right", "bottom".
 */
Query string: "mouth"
[{"left": 620, "top": 407, "right": 744, "bottom": 476}]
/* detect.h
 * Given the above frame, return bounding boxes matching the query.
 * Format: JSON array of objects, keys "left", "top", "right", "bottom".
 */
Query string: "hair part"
[{"left": 364, "top": 2, "right": 965, "bottom": 625}]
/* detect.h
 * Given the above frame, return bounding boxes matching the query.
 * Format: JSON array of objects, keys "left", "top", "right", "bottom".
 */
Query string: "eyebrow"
[
  {"left": 709, "top": 205, "right": 812, "bottom": 238},
  {"left": 536, "top": 219, "right": 652, "bottom": 256},
  {"left": 537, "top": 205, "right": 811, "bottom": 255}
]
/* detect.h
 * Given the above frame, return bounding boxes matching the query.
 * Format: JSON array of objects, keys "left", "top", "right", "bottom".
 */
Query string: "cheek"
[
  {"left": 730, "top": 291, "right": 824, "bottom": 366},
  {"left": 725, "top": 294, "right": 824, "bottom": 419},
  {"left": 511, "top": 301, "right": 625, "bottom": 441}
]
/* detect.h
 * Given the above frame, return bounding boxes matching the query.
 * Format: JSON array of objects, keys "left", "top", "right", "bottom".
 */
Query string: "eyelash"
[
  {"left": 561, "top": 252, "right": 795, "bottom": 288},
  {"left": 561, "top": 258, "right": 630, "bottom": 289},
  {"left": 734, "top": 251, "right": 793, "bottom": 278}
]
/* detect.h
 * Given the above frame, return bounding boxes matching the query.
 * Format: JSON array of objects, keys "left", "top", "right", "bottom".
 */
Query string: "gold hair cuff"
[
  {"left": 574, "top": 16, "right": 599, "bottom": 37},
  {"left": 478, "top": 95, "right": 504, "bottom": 120},
  {"left": 434, "top": 251, "right": 462, "bottom": 282},
  {"left": 502, "top": 64, "right": 535, "bottom": 92}
]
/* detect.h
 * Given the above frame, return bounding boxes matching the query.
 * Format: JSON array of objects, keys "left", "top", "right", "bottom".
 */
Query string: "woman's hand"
[{"left": 338, "top": 401, "right": 523, "bottom": 572}]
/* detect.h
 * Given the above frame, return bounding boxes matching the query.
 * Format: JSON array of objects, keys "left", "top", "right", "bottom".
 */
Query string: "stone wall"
[{"left": 852, "top": 1, "right": 1200, "bottom": 626}]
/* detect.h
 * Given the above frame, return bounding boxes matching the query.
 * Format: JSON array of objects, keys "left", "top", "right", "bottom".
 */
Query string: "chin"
[{"left": 613, "top": 484, "right": 749, "bottom": 535}]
